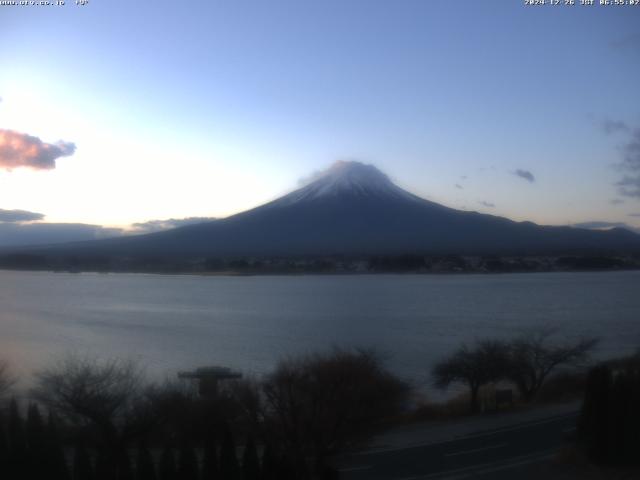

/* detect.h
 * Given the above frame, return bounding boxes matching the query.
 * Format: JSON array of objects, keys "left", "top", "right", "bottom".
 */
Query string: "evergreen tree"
[
  {"left": 95, "top": 448, "right": 117, "bottom": 480},
  {"left": 46, "top": 412, "right": 71, "bottom": 480},
  {"left": 7, "top": 398, "right": 27, "bottom": 478},
  {"left": 608, "top": 368, "right": 640, "bottom": 465},
  {"left": 201, "top": 437, "right": 219, "bottom": 480},
  {"left": 241, "top": 437, "right": 260, "bottom": 480},
  {"left": 627, "top": 368, "right": 640, "bottom": 462},
  {"left": 277, "top": 454, "right": 297, "bottom": 480},
  {"left": 73, "top": 444, "right": 95, "bottom": 480},
  {"left": 177, "top": 443, "right": 199, "bottom": 480},
  {"left": 158, "top": 446, "right": 177, "bottom": 480},
  {"left": 136, "top": 443, "right": 157, "bottom": 480},
  {"left": 259, "top": 444, "right": 278, "bottom": 480},
  {"left": 579, "top": 365, "right": 613, "bottom": 463},
  {"left": 219, "top": 427, "right": 240, "bottom": 480},
  {"left": 26, "top": 404, "right": 47, "bottom": 479},
  {"left": 0, "top": 411, "right": 8, "bottom": 467},
  {"left": 8, "top": 398, "right": 26, "bottom": 452},
  {"left": 579, "top": 362, "right": 640, "bottom": 466},
  {"left": 116, "top": 449, "right": 134, "bottom": 480},
  {"left": 608, "top": 372, "right": 627, "bottom": 465},
  {"left": 26, "top": 404, "right": 45, "bottom": 448}
]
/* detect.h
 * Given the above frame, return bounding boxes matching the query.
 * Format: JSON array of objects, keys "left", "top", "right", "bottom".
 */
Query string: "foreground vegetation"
[
  {"left": 432, "top": 329, "right": 598, "bottom": 413},
  {"left": 578, "top": 351, "right": 640, "bottom": 467},
  {"left": 0, "top": 350, "right": 409, "bottom": 480},
  {"left": 0, "top": 331, "right": 623, "bottom": 479}
]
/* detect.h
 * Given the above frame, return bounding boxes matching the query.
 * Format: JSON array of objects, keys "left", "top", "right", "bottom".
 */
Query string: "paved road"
[{"left": 338, "top": 412, "right": 579, "bottom": 480}]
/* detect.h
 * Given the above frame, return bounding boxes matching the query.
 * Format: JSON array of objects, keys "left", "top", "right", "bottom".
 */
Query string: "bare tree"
[
  {"left": 143, "top": 378, "right": 218, "bottom": 442},
  {"left": 226, "top": 376, "right": 265, "bottom": 432},
  {"left": 432, "top": 340, "right": 509, "bottom": 413},
  {"left": 506, "top": 328, "right": 598, "bottom": 403},
  {"left": 0, "top": 359, "right": 16, "bottom": 398},
  {"left": 31, "top": 354, "right": 157, "bottom": 463},
  {"left": 262, "top": 348, "right": 410, "bottom": 477}
]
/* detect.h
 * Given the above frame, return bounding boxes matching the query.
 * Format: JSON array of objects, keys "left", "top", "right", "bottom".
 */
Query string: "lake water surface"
[{"left": 1, "top": 269, "right": 639, "bottom": 390}]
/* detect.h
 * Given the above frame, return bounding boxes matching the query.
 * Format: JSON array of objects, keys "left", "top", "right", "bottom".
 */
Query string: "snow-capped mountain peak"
[{"left": 274, "top": 161, "right": 419, "bottom": 205}]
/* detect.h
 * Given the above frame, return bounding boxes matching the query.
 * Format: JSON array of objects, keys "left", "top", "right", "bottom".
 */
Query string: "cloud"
[
  {"left": 572, "top": 221, "right": 640, "bottom": 235},
  {"left": 513, "top": 169, "right": 535, "bottom": 183},
  {"left": 455, "top": 184, "right": 463, "bottom": 189},
  {"left": 619, "top": 128, "right": 640, "bottom": 170},
  {"left": 0, "top": 209, "right": 45, "bottom": 222},
  {"left": 604, "top": 121, "right": 640, "bottom": 199},
  {"left": 129, "top": 217, "right": 216, "bottom": 234},
  {"left": 629, "top": 213, "right": 640, "bottom": 217},
  {"left": 0, "top": 129, "right": 76, "bottom": 170},
  {"left": 297, "top": 170, "right": 324, "bottom": 187},
  {"left": 610, "top": 198, "right": 624, "bottom": 205},
  {"left": 478, "top": 200, "right": 495, "bottom": 208},
  {"left": 602, "top": 119, "right": 630, "bottom": 135},
  {"left": 616, "top": 175, "right": 640, "bottom": 198}
]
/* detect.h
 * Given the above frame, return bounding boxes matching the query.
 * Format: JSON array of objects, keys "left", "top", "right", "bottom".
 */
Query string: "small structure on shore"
[{"left": 178, "top": 366, "right": 242, "bottom": 396}]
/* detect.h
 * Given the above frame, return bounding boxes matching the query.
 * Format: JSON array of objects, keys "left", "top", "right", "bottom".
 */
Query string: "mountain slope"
[{"left": 18, "top": 161, "right": 640, "bottom": 257}]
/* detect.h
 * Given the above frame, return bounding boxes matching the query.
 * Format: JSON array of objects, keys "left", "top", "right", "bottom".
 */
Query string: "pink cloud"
[{"left": 0, "top": 129, "right": 76, "bottom": 170}]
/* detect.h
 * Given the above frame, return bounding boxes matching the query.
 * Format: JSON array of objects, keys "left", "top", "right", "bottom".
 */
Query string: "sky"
[{"left": 1, "top": 0, "right": 640, "bottom": 239}]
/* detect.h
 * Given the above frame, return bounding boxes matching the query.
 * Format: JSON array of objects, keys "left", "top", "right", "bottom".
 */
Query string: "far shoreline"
[{"left": 1, "top": 265, "right": 639, "bottom": 278}]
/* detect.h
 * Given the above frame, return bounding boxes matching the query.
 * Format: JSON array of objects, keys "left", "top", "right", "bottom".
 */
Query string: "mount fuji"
[{"left": 19, "top": 161, "right": 640, "bottom": 258}]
